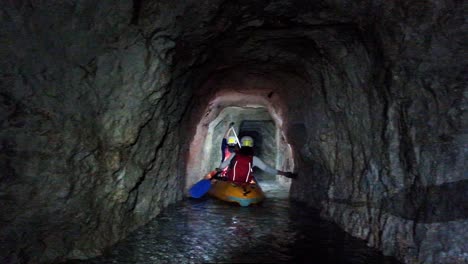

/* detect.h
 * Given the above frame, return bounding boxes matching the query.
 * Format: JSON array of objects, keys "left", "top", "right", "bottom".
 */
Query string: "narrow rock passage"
[
  {"left": 1, "top": 1, "right": 465, "bottom": 263},
  {"left": 69, "top": 182, "right": 400, "bottom": 264}
]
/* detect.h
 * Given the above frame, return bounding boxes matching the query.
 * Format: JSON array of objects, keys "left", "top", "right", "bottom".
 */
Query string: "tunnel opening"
[{"left": 185, "top": 93, "right": 295, "bottom": 192}]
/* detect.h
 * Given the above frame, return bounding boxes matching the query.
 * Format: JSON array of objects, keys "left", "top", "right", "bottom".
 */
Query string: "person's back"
[
  {"left": 219, "top": 136, "right": 297, "bottom": 182},
  {"left": 226, "top": 146, "right": 255, "bottom": 183}
]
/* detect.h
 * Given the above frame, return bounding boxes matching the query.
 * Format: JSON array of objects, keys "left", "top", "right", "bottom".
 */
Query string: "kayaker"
[
  {"left": 218, "top": 136, "right": 296, "bottom": 183},
  {"left": 206, "top": 122, "right": 239, "bottom": 180},
  {"left": 217, "top": 122, "right": 239, "bottom": 179},
  {"left": 221, "top": 122, "right": 239, "bottom": 165}
]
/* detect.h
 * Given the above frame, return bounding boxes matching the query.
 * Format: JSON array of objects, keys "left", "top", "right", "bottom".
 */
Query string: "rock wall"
[
  {"left": 0, "top": 1, "right": 191, "bottom": 263},
  {"left": 181, "top": 1, "right": 467, "bottom": 263},
  {"left": 0, "top": 0, "right": 466, "bottom": 263},
  {"left": 285, "top": 2, "right": 467, "bottom": 263}
]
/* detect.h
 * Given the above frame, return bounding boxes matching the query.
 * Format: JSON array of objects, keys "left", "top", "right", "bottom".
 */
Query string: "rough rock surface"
[
  {"left": 0, "top": 1, "right": 189, "bottom": 263},
  {"left": 0, "top": 0, "right": 466, "bottom": 263}
]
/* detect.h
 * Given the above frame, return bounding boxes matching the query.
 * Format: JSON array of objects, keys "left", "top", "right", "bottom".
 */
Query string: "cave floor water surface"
[{"left": 69, "top": 182, "right": 401, "bottom": 264}]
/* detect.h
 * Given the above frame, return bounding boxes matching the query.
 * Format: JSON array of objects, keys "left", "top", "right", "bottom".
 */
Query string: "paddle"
[
  {"left": 189, "top": 125, "right": 242, "bottom": 198},
  {"left": 189, "top": 178, "right": 212, "bottom": 198},
  {"left": 189, "top": 169, "right": 219, "bottom": 198},
  {"left": 229, "top": 126, "right": 242, "bottom": 148}
]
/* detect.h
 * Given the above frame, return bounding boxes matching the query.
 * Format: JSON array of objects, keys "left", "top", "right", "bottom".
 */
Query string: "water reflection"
[{"left": 69, "top": 182, "right": 400, "bottom": 264}]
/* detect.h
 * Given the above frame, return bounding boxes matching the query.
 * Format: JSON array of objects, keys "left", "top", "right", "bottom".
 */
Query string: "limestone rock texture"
[
  {"left": 0, "top": 1, "right": 189, "bottom": 263},
  {"left": 0, "top": 1, "right": 466, "bottom": 263}
]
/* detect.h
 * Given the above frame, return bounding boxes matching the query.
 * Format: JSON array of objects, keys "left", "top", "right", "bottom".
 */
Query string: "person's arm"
[
  {"left": 219, "top": 153, "right": 235, "bottom": 169},
  {"left": 223, "top": 128, "right": 231, "bottom": 139},
  {"left": 252, "top": 156, "right": 277, "bottom": 175},
  {"left": 252, "top": 156, "right": 297, "bottom": 178},
  {"left": 221, "top": 122, "right": 235, "bottom": 161},
  {"left": 223, "top": 122, "right": 235, "bottom": 139}
]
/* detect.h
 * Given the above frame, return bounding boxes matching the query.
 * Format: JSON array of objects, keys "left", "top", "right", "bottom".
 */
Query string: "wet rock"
[{"left": 0, "top": 1, "right": 187, "bottom": 263}]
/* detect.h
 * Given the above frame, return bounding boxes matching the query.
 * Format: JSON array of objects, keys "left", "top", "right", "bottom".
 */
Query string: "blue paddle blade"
[{"left": 189, "top": 179, "right": 212, "bottom": 198}]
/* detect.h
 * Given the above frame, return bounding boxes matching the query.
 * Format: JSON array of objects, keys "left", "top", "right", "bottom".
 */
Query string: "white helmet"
[{"left": 240, "top": 136, "right": 254, "bottom": 147}]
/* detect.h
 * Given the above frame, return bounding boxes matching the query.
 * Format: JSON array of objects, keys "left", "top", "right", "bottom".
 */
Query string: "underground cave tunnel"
[{"left": 0, "top": 1, "right": 466, "bottom": 264}]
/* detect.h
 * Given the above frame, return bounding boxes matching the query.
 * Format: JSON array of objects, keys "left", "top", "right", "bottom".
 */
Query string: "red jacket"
[{"left": 226, "top": 154, "right": 254, "bottom": 183}]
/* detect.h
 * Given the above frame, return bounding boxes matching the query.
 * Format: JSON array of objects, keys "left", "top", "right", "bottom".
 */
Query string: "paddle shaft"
[{"left": 229, "top": 127, "right": 242, "bottom": 148}]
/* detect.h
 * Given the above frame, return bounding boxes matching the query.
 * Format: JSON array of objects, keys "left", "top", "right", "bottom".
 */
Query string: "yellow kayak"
[{"left": 208, "top": 180, "right": 265, "bottom": 206}]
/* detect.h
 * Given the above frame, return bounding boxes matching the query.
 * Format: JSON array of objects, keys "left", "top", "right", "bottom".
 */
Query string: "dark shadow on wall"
[
  {"left": 331, "top": 180, "right": 468, "bottom": 223},
  {"left": 381, "top": 179, "right": 468, "bottom": 223},
  {"left": 131, "top": 0, "right": 144, "bottom": 25}
]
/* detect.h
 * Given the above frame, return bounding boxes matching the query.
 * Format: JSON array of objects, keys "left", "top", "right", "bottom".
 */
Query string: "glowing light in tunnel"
[{"left": 185, "top": 90, "right": 295, "bottom": 192}]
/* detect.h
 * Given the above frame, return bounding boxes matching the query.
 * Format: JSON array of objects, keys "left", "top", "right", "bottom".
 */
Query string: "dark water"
[{"left": 70, "top": 182, "right": 401, "bottom": 264}]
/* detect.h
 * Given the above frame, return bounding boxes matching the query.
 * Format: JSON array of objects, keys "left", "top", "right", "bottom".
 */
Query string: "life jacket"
[{"left": 226, "top": 154, "right": 254, "bottom": 183}]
